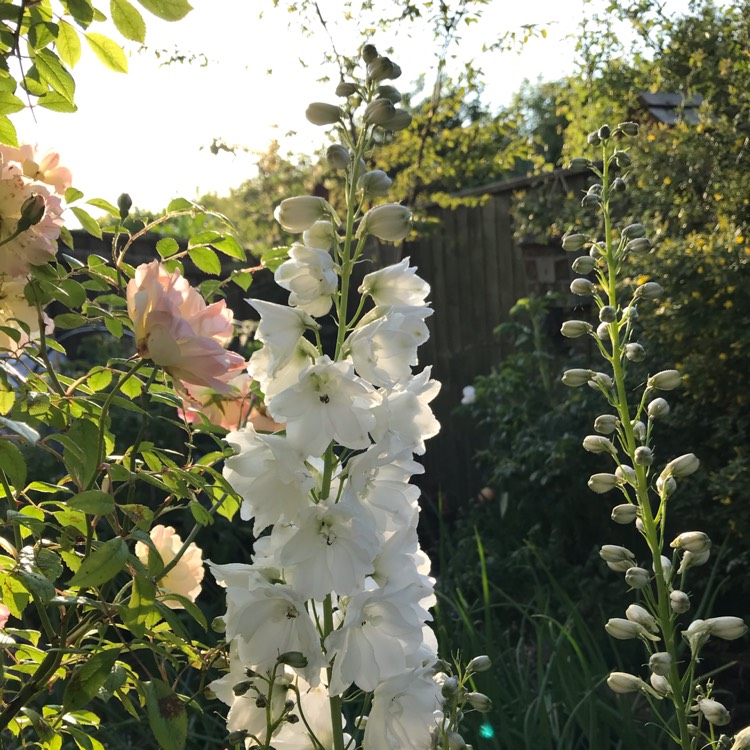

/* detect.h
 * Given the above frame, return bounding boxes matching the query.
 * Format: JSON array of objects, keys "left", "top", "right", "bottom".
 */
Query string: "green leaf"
[
  {"left": 55, "top": 277, "right": 88, "bottom": 308},
  {"left": 156, "top": 237, "right": 179, "bottom": 258},
  {"left": 231, "top": 270, "right": 253, "bottom": 292},
  {"left": 0, "top": 417, "right": 40, "bottom": 444},
  {"left": 104, "top": 316, "right": 123, "bottom": 338},
  {"left": 71, "top": 206, "right": 102, "bottom": 238},
  {"left": 88, "top": 368, "right": 113, "bottom": 392},
  {"left": 119, "top": 504, "right": 153, "bottom": 530},
  {"left": 34, "top": 49, "right": 76, "bottom": 103},
  {"left": 37, "top": 91, "right": 78, "bottom": 112},
  {"left": 111, "top": 0, "right": 146, "bottom": 42},
  {"left": 28, "top": 21, "right": 59, "bottom": 52},
  {"left": 0, "top": 572, "right": 30, "bottom": 617},
  {"left": 66, "top": 187, "right": 85, "bottom": 203},
  {"left": 167, "top": 197, "right": 195, "bottom": 212},
  {"left": 188, "top": 245, "right": 221, "bottom": 275},
  {"left": 86, "top": 198, "right": 119, "bottom": 214},
  {"left": 188, "top": 500, "right": 212, "bottom": 526},
  {"left": 213, "top": 234, "right": 246, "bottom": 260},
  {"left": 63, "top": 647, "right": 122, "bottom": 712},
  {"left": 63, "top": 0, "right": 94, "bottom": 27},
  {"left": 68, "top": 490, "right": 115, "bottom": 515},
  {"left": 260, "top": 245, "right": 290, "bottom": 272},
  {"left": 0, "top": 441, "right": 26, "bottom": 489},
  {"left": 13, "top": 568, "right": 56, "bottom": 604},
  {"left": 56, "top": 20, "right": 82, "bottom": 67},
  {"left": 85, "top": 32, "right": 128, "bottom": 73},
  {"left": 159, "top": 591, "right": 206, "bottom": 630},
  {"left": 36, "top": 548, "right": 64, "bottom": 582},
  {"left": 137, "top": 0, "right": 192, "bottom": 22},
  {"left": 0, "top": 114, "right": 18, "bottom": 146},
  {"left": 122, "top": 574, "right": 156, "bottom": 637},
  {"left": 0, "top": 92, "right": 25, "bottom": 115},
  {"left": 145, "top": 679, "right": 187, "bottom": 750},
  {"left": 55, "top": 312, "right": 88, "bottom": 329},
  {"left": 68, "top": 537, "right": 128, "bottom": 588}
]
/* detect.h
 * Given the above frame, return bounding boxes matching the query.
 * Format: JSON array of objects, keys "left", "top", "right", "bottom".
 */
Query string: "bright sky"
[{"left": 14, "top": 0, "right": 595, "bottom": 212}]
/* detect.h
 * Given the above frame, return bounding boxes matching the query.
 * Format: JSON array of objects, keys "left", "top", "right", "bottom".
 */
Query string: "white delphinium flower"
[
  {"left": 302, "top": 219, "right": 336, "bottom": 250},
  {"left": 371, "top": 368, "right": 440, "bottom": 455},
  {"left": 362, "top": 666, "right": 442, "bottom": 750},
  {"left": 224, "top": 577, "right": 325, "bottom": 685},
  {"left": 325, "top": 584, "right": 427, "bottom": 695},
  {"left": 248, "top": 337, "right": 317, "bottom": 401},
  {"left": 346, "top": 305, "right": 432, "bottom": 388},
  {"left": 248, "top": 299, "right": 318, "bottom": 377},
  {"left": 269, "top": 356, "right": 381, "bottom": 456},
  {"left": 277, "top": 497, "right": 381, "bottom": 600},
  {"left": 224, "top": 425, "right": 314, "bottom": 532},
  {"left": 359, "top": 257, "right": 430, "bottom": 307},
  {"left": 274, "top": 243, "right": 339, "bottom": 317}
]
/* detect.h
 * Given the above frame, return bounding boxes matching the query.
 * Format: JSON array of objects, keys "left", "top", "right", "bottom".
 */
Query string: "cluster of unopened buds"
[{"left": 559, "top": 122, "right": 748, "bottom": 748}]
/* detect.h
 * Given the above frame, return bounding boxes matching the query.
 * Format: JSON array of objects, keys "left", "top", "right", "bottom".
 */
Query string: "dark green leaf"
[
  {"left": 63, "top": 0, "right": 94, "bottom": 27},
  {"left": 55, "top": 312, "right": 88, "bottom": 329},
  {"left": 145, "top": 679, "right": 187, "bottom": 750},
  {"left": 213, "top": 234, "right": 246, "bottom": 260},
  {"left": 188, "top": 500, "right": 212, "bottom": 526},
  {"left": 13, "top": 568, "right": 56, "bottom": 604},
  {"left": 0, "top": 440, "right": 26, "bottom": 489},
  {"left": 68, "top": 537, "right": 128, "bottom": 588},
  {"left": 63, "top": 647, "right": 122, "bottom": 711},
  {"left": 34, "top": 49, "right": 76, "bottom": 103},
  {"left": 122, "top": 573, "right": 156, "bottom": 637},
  {"left": 68, "top": 490, "right": 115, "bottom": 515},
  {"left": 36, "top": 548, "right": 64, "bottom": 582},
  {"left": 71, "top": 206, "right": 103, "bottom": 238}
]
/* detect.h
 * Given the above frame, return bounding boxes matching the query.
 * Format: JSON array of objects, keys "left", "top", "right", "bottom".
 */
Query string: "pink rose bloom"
[
  {"left": 135, "top": 524, "right": 204, "bottom": 609},
  {"left": 127, "top": 261, "right": 246, "bottom": 391},
  {"left": 0, "top": 144, "right": 73, "bottom": 196},
  {"left": 0, "top": 158, "right": 63, "bottom": 277},
  {"left": 0, "top": 276, "right": 54, "bottom": 353},
  {"left": 0, "top": 602, "right": 10, "bottom": 629}
]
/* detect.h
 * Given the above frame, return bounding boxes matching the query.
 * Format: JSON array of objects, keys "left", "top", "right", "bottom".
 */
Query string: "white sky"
[{"left": 13, "top": 0, "right": 605, "bottom": 212}]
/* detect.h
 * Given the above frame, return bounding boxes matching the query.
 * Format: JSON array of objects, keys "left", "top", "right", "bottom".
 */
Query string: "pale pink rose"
[
  {"left": 126, "top": 261, "right": 246, "bottom": 391},
  {"left": 0, "top": 276, "right": 54, "bottom": 353},
  {"left": 0, "top": 602, "right": 10, "bottom": 629},
  {"left": 0, "top": 159, "right": 63, "bottom": 277},
  {"left": 0, "top": 144, "right": 73, "bottom": 196},
  {"left": 135, "top": 524, "right": 204, "bottom": 609}
]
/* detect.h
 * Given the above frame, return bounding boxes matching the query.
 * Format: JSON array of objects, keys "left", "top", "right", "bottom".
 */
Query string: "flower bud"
[
  {"left": 625, "top": 343, "right": 646, "bottom": 362},
  {"left": 626, "top": 603, "right": 658, "bottom": 633},
  {"left": 383, "top": 108, "right": 412, "bottom": 131},
  {"left": 562, "top": 233, "right": 588, "bottom": 251},
  {"left": 730, "top": 727, "right": 750, "bottom": 750},
  {"left": 227, "top": 730, "right": 249, "bottom": 745},
  {"left": 598, "top": 124, "right": 611, "bottom": 140},
  {"left": 632, "top": 420, "right": 646, "bottom": 442},
  {"left": 561, "top": 320, "right": 592, "bottom": 338},
  {"left": 466, "top": 655, "right": 492, "bottom": 673},
  {"left": 589, "top": 244, "right": 602, "bottom": 259},
  {"left": 211, "top": 616, "right": 226, "bottom": 633},
  {"left": 648, "top": 370, "right": 682, "bottom": 390},
  {"left": 570, "top": 278, "right": 595, "bottom": 296},
  {"left": 599, "top": 305, "right": 616, "bottom": 323},
  {"left": 594, "top": 414, "right": 618, "bottom": 434},
  {"left": 276, "top": 651, "right": 308, "bottom": 668},
  {"left": 441, "top": 676, "right": 459, "bottom": 698},
  {"left": 118, "top": 192, "right": 132, "bottom": 220},
  {"left": 670, "top": 590, "right": 690, "bottom": 614},
  {"left": 615, "top": 464, "right": 637, "bottom": 485},
  {"left": 588, "top": 473, "right": 620, "bottom": 493},
  {"left": 589, "top": 372, "right": 613, "bottom": 390},
  {"left": 648, "top": 398, "right": 670, "bottom": 419},
  {"left": 605, "top": 619, "right": 641, "bottom": 639},
  {"left": 663, "top": 453, "right": 700, "bottom": 479},
  {"left": 650, "top": 673, "right": 671, "bottom": 696},
  {"left": 275, "top": 196, "right": 338, "bottom": 233},
  {"left": 361, "top": 43, "right": 378, "bottom": 63},
  {"left": 599, "top": 545, "right": 635, "bottom": 564},
  {"left": 335, "top": 81, "right": 358, "bottom": 97},
  {"left": 625, "top": 566, "right": 650, "bottom": 588},
  {"left": 611, "top": 150, "right": 631, "bottom": 168},
  {"left": 648, "top": 652, "right": 672, "bottom": 676},
  {"left": 677, "top": 548, "right": 711, "bottom": 574},
  {"left": 581, "top": 192, "right": 601, "bottom": 208},
  {"left": 357, "top": 170, "right": 392, "bottom": 196},
  {"left": 696, "top": 698, "right": 731, "bottom": 727},
  {"left": 617, "top": 121, "right": 639, "bottom": 136},
  {"left": 612, "top": 504, "right": 638, "bottom": 525},
  {"left": 685, "top": 619, "right": 710, "bottom": 653},
  {"left": 305, "top": 102, "right": 344, "bottom": 126},
  {"left": 655, "top": 555, "right": 673, "bottom": 583},
  {"left": 232, "top": 680, "right": 253, "bottom": 696},
  {"left": 587, "top": 131, "right": 601, "bottom": 146},
  {"left": 622, "top": 223, "right": 647, "bottom": 239},
  {"left": 572, "top": 255, "right": 596, "bottom": 274},
  {"left": 568, "top": 157, "right": 591, "bottom": 171},
  {"left": 367, "top": 56, "right": 400, "bottom": 82},
  {"left": 596, "top": 322, "right": 611, "bottom": 341},
  {"left": 255, "top": 694, "right": 268, "bottom": 708},
  {"left": 671, "top": 531, "right": 710, "bottom": 554},
  {"left": 622, "top": 305, "right": 638, "bottom": 321},
  {"left": 303, "top": 220, "right": 336, "bottom": 250},
  {"left": 607, "top": 672, "right": 645, "bottom": 694},
  {"left": 634, "top": 446, "right": 653, "bottom": 465},
  {"left": 326, "top": 144, "right": 351, "bottom": 170},
  {"left": 376, "top": 84, "right": 402, "bottom": 103},
  {"left": 562, "top": 368, "right": 592, "bottom": 387},
  {"left": 357, "top": 203, "right": 411, "bottom": 242},
  {"left": 583, "top": 435, "right": 616, "bottom": 454},
  {"left": 612, "top": 177, "right": 627, "bottom": 192},
  {"left": 364, "top": 98, "right": 396, "bottom": 126},
  {"left": 627, "top": 237, "right": 652, "bottom": 253},
  {"left": 17, "top": 194, "right": 46, "bottom": 232},
  {"left": 447, "top": 732, "right": 467, "bottom": 750},
  {"left": 635, "top": 281, "right": 664, "bottom": 300},
  {"left": 656, "top": 475, "right": 677, "bottom": 497},
  {"left": 704, "top": 616, "right": 748, "bottom": 640},
  {"left": 466, "top": 692, "right": 492, "bottom": 712}
]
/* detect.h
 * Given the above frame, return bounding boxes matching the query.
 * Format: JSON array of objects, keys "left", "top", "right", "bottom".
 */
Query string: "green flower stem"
[
  {"left": 323, "top": 594, "right": 345, "bottom": 750},
  {"left": 599, "top": 142, "right": 692, "bottom": 749}
]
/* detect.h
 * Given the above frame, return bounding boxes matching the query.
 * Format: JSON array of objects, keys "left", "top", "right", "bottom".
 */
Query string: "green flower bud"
[
  {"left": 335, "top": 81, "right": 358, "bottom": 97},
  {"left": 596, "top": 322, "right": 611, "bottom": 341},
  {"left": 357, "top": 203, "right": 412, "bottom": 242},
  {"left": 605, "top": 618, "right": 658, "bottom": 640},
  {"left": 568, "top": 157, "right": 591, "bottom": 171},
  {"left": 17, "top": 194, "right": 46, "bottom": 232},
  {"left": 448, "top": 732, "right": 467, "bottom": 750},
  {"left": 588, "top": 473, "right": 620, "bottom": 493},
  {"left": 357, "top": 169, "right": 392, "bottom": 196},
  {"left": 117, "top": 192, "right": 132, "bottom": 220},
  {"left": 594, "top": 414, "right": 618, "bottom": 434},
  {"left": 648, "top": 397, "right": 670, "bottom": 419},
  {"left": 581, "top": 192, "right": 601, "bottom": 208},
  {"left": 635, "top": 281, "right": 663, "bottom": 300},
  {"left": 589, "top": 371, "right": 613, "bottom": 390},
  {"left": 587, "top": 131, "right": 602, "bottom": 146},
  {"left": 326, "top": 144, "right": 351, "bottom": 170},
  {"left": 227, "top": 730, "right": 249, "bottom": 745},
  {"left": 211, "top": 616, "right": 226, "bottom": 633},
  {"left": 670, "top": 590, "right": 691, "bottom": 614},
  {"left": 613, "top": 504, "right": 638, "bottom": 525},
  {"left": 656, "top": 475, "right": 677, "bottom": 497},
  {"left": 562, "top": 368, "right": 592, "bottom": 387},
  {"left": 383, "top": 108, "right": 412, "bottom": 131},
  {"left": 364, "top": 98, "right": 397, "bottom": 126},
  {"left": 376, "top": 85, "right": 402, "bottom": 103},
  {"left": 466, "top": 655, "right": 492, "bottom": 673},
  {"left": 233, "top": 680, "right": 253, "bottom": 696},
  {"left": 627, "top": 237, "right": 652, "bottom": 253},
  {"left": 612, "top": 150, "right": 631, "bottom": 168},
  {"left": 572, "top": 255, "right": 596, "bottom": 274},
  {"left": 622, "top": 223, "right": 647, "bottom": 239},
  {"left": 599, "top": 306, "right": 616, "bottom": 323},
  {"left": 562, "top": 233, "right": 588, "bottom": 251},
  {"left": 612, "top": 177, "right": 627, "bottom": 192},
  {"left": 367, "top": 56, "right": 400, "bottom": 82},
  {"left": 625, "top": 342, "right": 646, "bottom": 362},
  {"left": 305, "top": 102, "right": 344, "bottom": 126},
  {"left": 649, "top": 652, "right": 672, "bottom": 676},
  {"left": 466, "top": 692, "right": 492, "bottom": 712},
  {"left": 632, "top": 420, "right": 646, "bottom": 442},
  {"left": 361, "top": 44, "right": 378, "bottom": 63},
  {"left": 616, "top": 121, "right": 639, "bottom": 136},
  {"left": 276, "top": 651, "right": 308, "bottom": 668},
  {"left": 561, "top": 320, "right": 592, "bottom": 338},
  {"left": 598, "top": 124, "right": 611, "bottom": 140},
  {"left": 677, "top": 548, "right": 711, "bottom": 574},
  {"left": 650, "top": 673, "right": 671, "bottom": 696},
  {"left": 570, "top": 278, "right": 595, "bottom": 296},
  {"left": 441, "top": 675, "right": 459, "bottom": 698},
  {"left": 648, "top": 370, "right": 682, "bottom": 390},
  {"left": 583, "top": 435, "right": 616, "bottom": 454},
  {"left": 634, "top": 446, "right": 653, "bottom": 465}
]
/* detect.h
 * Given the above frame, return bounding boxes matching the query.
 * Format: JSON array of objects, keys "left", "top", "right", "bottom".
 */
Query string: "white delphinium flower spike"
[
  {"left": 359, "top": 257, "right": 430, "bottom": 307},
  {"left": 274, "top": 242, "right": 339, "bottom": 317}
]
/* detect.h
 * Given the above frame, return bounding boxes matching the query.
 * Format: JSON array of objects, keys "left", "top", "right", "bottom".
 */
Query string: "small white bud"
[
  {"left": 704, "top": 616, "right": 748, "bottom": 640},
  {"left": 662, "top": 453, "right": 700, "bottom": 479},
  {"left": 589, "top": 372, "right": 613, "bottom": 390},
  {"left": 612, "top": 504, "right": 638, "bottom": 524},
  {"left": 656, "top": 475, "right": 677, "bottom": 497},
  {"left": 466, "top": 692, "right": 492, "bottom": 712},
  {"left": 448, "top": 732, "right": 467, "bottom": 750},
  {"left": 670, "top": 590, "right": 690, "bottom": 614},
  {"left": 326, "top": 144, "right": 351, "bottom": 170},
  {"left": 561, "top": 320, "right": 593, "bottom": 338},
  {"left": 654, "top": 555, "right": 673, "bottom": 583},
  {"left": 594, "top": 414, "right": 618, "bottom": 434},
  {"left": 626, "top": 604, "right": 658, "bottom": 633},
  {"left": 562, "top": 368, "right": 593, "bottom": 387},
  {"left": 650, "top": 672, "right": 671, "bottom": 697},
  {"left": 670, "top": 531, "right": 711, "bottom": 554},
  {"left": 632, "top": 420, "right": 647, "bottom": 442},
  {"left": 357, "top": 169, "right": 392, "bottom": 196},
  {"left": 570, "top": 278, "right": 595, "bottom": 296},
  {"left": 303, "top": 220, "right": 337, "bottom": 250},
  {"left": 647, "top": 398, "right": 670, "bottom": 419},
  {"left": 596, "top": 322, "right": 611, "bottom": 341},
  {"left": 634, "top": 446, "right": 653, "bottom": 465},
  {"left": 624, "top": 566, "right": 650, "bottom": 588},
  {"left": 684, "top": 619, "right": 710, "bottom": 653},
  {"left": 466, "top": 655, "right": 492, "bottom": 673},
  {"left": 305, "top": 102, "right": 344, "bottom": 126},
  {"left": 635, "top": 281, "right": 664, "bottom": 300},
  {"left": 588, "top": 473, "right": 620, "bottom": 493},
  {"left": 607, "top": 672, "right": 646, "bottom": 694},
  {"left": 648, "top": 370, "right": 682, "bottom": 391},
  {"left": 583, "top": 435, "right": 617, "bottom": 454},
  {"left": 599, "top": 545, "right": 635, "bottom": 563},
  {"left": 605, "top": 618, "right": 659, "bottom": 641},
  {"left": 625, "top": 342, "right": 646, "bottom": 362},
  {"left": 696, "top": 698, "right": 731, "bottom": 727},
  {"left": 275, "top": 196, "right": 339, "bottom": 233},
  {"left": 677, "top": 548, "right": 711, "bottom": 574},
  {"left": 615, "top": 464, "right": 637, "bottom": 485},
  {"left": 572, "top": 255, "right": 596, "bottom": 273},
  {"left": 622, "top": 305, "right": 639, "bottom": 322},
  {"left": 649, "top": 652, "right": 672, "bottom": 676},
  {"left": 357, "top": 204, "right": 412, "bottom": 242},
  {"left": 599, "top": 305, "right": 616, "bottom": 323}
]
